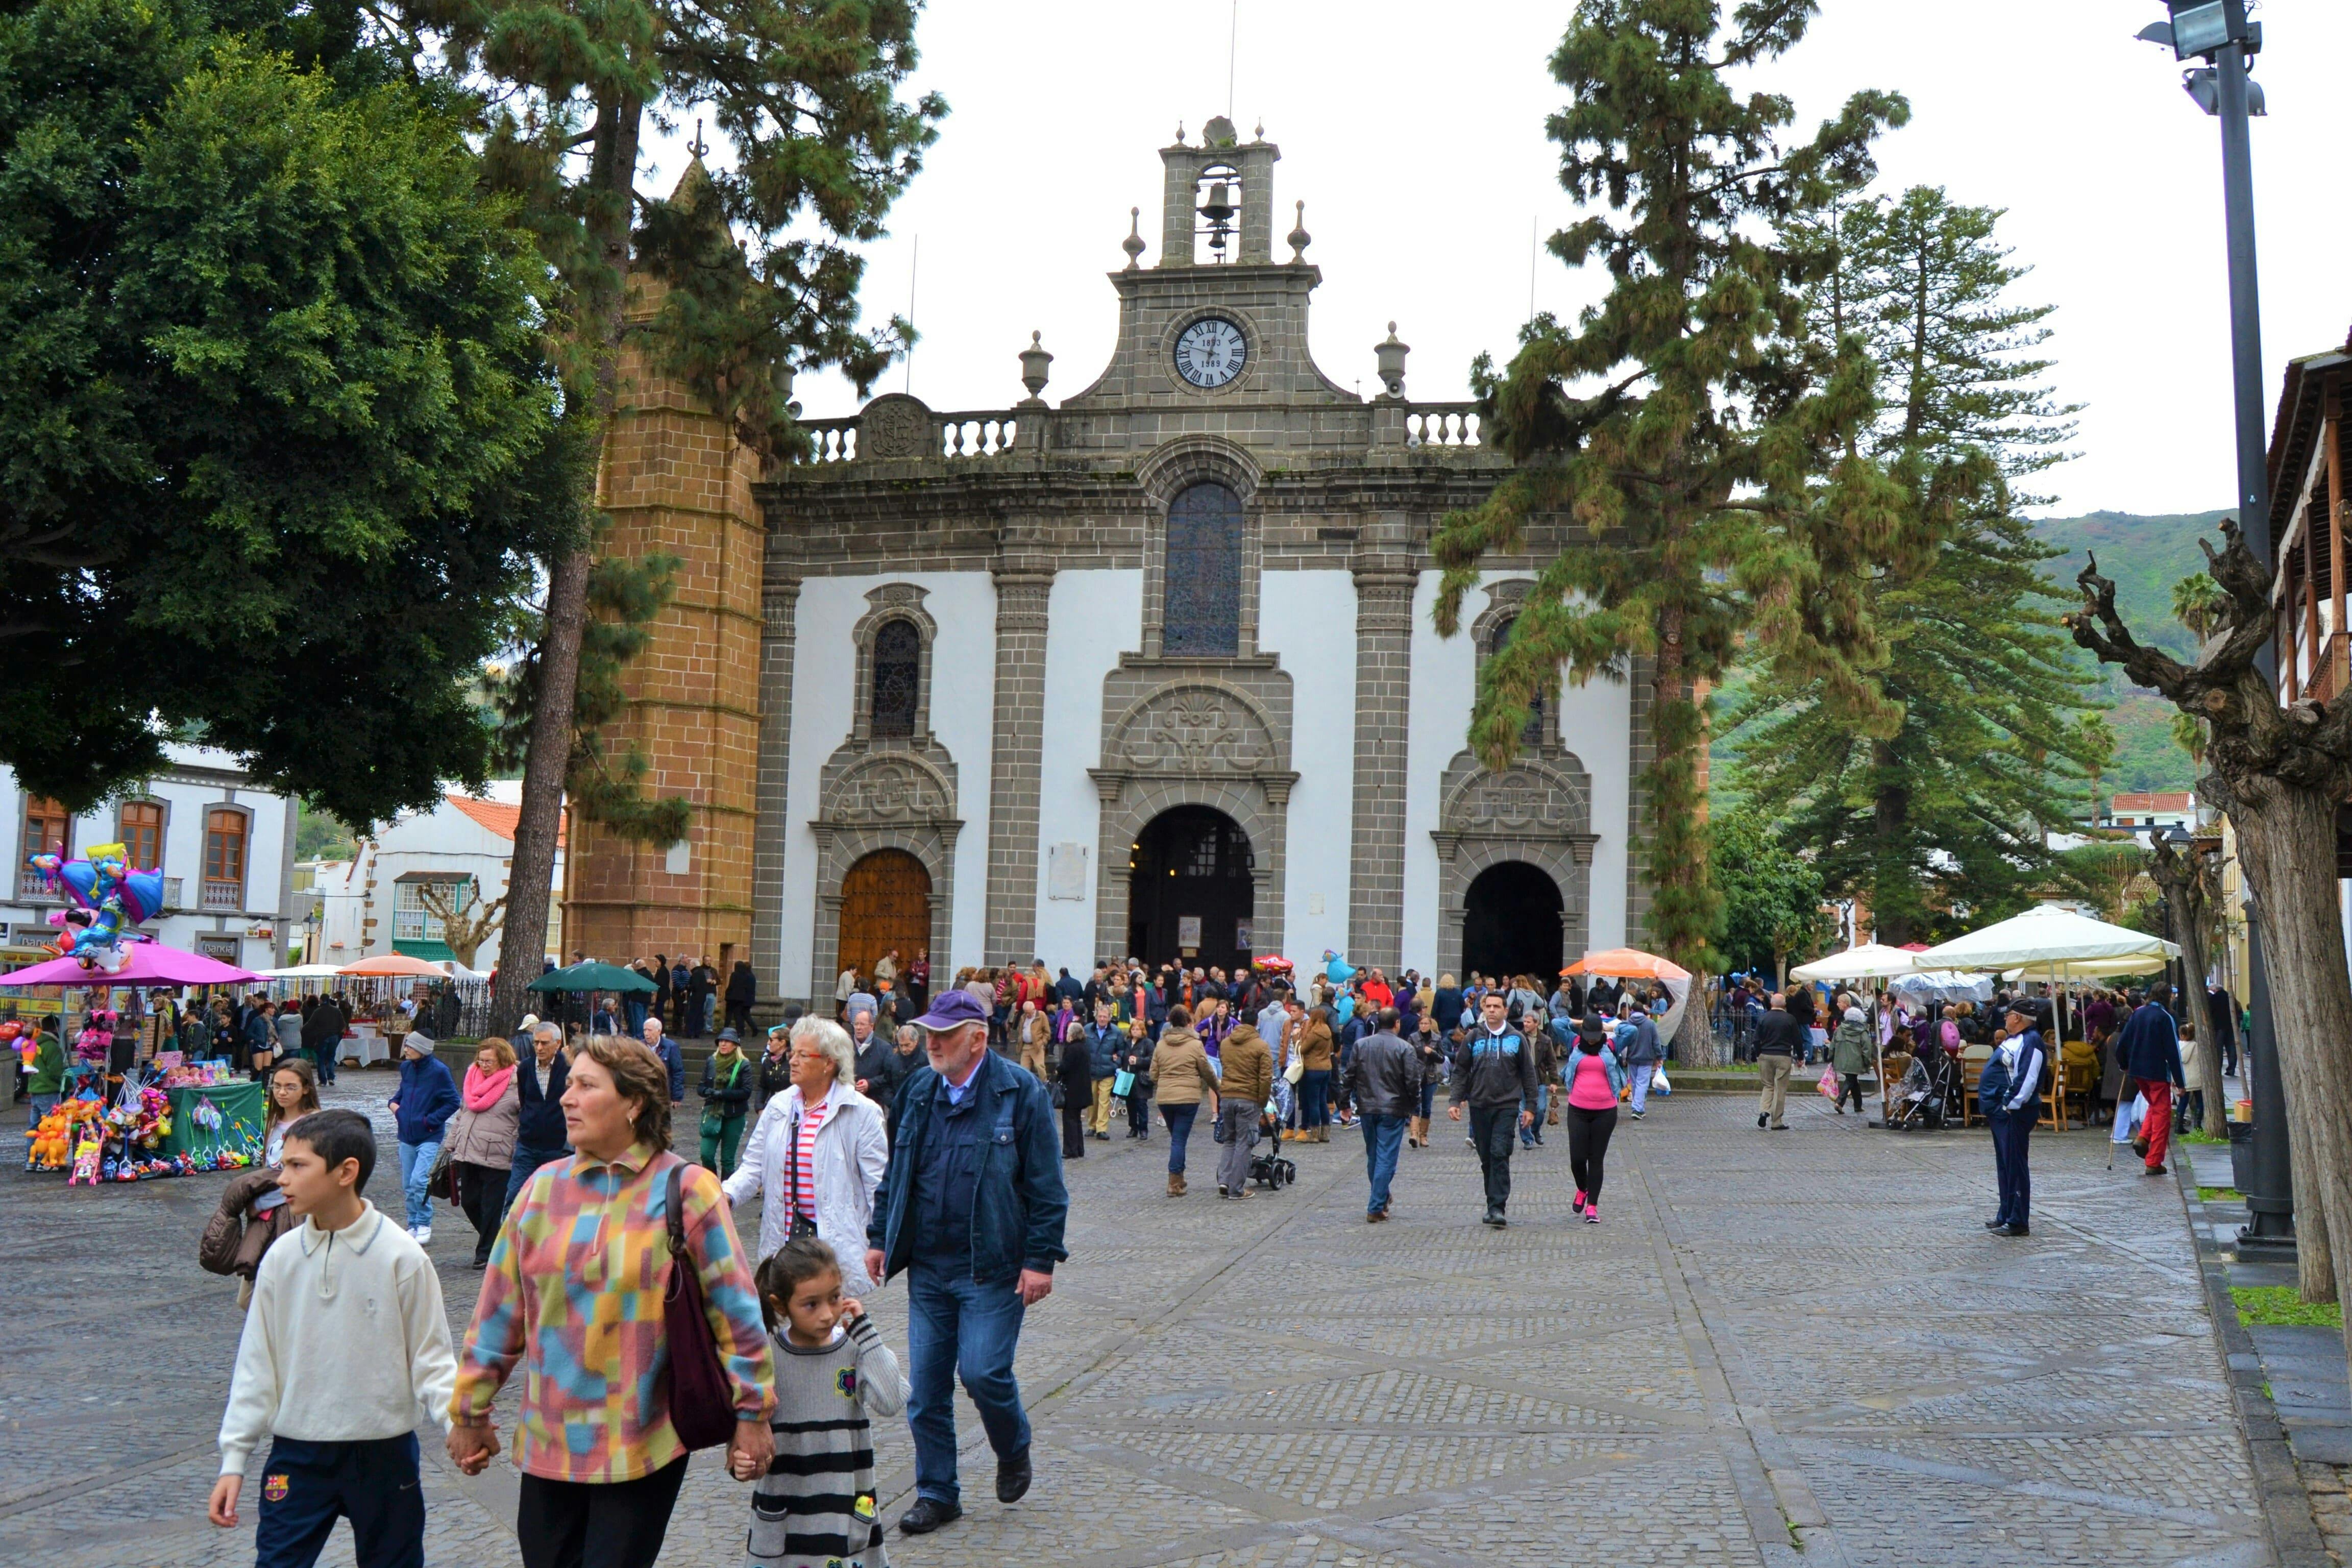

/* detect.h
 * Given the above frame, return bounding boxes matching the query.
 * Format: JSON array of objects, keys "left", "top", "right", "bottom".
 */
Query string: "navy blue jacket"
[
  {"left": 1085, "top": 1022, "right": 1122, "bottom": 1080},
  {"left": 514, "top": 1046, "right": 571, "bottom": 1150},
  {"left": 869, "top": 1051, "right": 1069, "bottom": 1288},
  {"left": 652, "top": 1033, "right": 684, "bottom": 1102},
  {"left": 391, "top": 1052, "right": 459, "bottom": 1144},
  {"left": 2116, "top": 1002, "right": 2186, "bottom": 1088}
]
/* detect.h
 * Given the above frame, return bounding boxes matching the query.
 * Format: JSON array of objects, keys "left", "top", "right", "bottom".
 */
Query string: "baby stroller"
[
  {"left": 1886, "top": 1048, "right": 1965, "bottom": 1131},
  {"left": 1250, "top": 1102, "right": 1295, "bottom": 1189}
]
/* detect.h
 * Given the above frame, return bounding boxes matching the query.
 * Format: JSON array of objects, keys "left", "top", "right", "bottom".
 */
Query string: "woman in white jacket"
[{"left": 723, "top": 1015, "right": 889, "bottom": 1295}]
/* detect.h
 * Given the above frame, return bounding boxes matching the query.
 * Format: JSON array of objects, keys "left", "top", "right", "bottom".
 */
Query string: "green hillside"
[{"left": 2031, "top": 507, "right": 2231, "bottom": 794}]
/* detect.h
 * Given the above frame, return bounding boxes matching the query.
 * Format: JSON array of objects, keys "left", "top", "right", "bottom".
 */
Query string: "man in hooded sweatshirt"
[{"left": 1446, "top": 993, "right": 1538, "bottom": 1228}]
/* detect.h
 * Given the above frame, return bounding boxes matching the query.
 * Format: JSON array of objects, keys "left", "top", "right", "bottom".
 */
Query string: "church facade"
[{"left": 567, "top": 118, "right": 1655, "bottom": 1008}]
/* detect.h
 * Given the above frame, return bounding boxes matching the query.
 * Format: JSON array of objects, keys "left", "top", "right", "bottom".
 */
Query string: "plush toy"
[{"left": 24, "top": 1107, "right": 72, "bottom": 1169}]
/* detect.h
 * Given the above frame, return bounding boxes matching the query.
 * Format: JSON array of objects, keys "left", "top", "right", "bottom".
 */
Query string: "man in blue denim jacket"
[{"left": 867, "top": 989, "right": 1068, "bottom": 1538}]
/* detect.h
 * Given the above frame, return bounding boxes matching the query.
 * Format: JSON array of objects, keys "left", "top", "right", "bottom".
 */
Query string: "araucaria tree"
[
  {"left": 2072, "top": 528, "right": 2352, "bottom": 1312},
  {"left": 389, "top": 0, "right": 945, "bottom": 1026},
  {"left": 1733, "top": 188, "right": 2102, "bottom": 942},
  {"left": 1433, "top": 0, "right": 1917, "bottom": 1016}
]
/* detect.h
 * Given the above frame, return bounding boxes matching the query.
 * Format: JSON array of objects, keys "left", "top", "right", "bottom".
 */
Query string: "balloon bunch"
[{"left": 27, "top": 841, "right": 163, "bottom": 972}]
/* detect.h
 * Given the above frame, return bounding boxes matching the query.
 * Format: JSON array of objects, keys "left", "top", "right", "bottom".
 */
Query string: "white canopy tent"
[
  {"left": 1915, "top": 905, "right": 2180, "bottom": 1043},
  {"left": 257, "top": 964, "right": 349, "bottom": 979},
  {"left": 1788, "top": 944, "right": 1924, "bottom": 984}
]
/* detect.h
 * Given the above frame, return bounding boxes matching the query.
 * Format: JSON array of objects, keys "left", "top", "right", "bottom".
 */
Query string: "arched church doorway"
[
  {"left": 1461, "top": 861, "right": 1563, "bottom": 983},
  {"left": 837, "top": 849, "right": 930, "bottom": 985},
  {"left": 1129, "top": 806, "right": 1254, "bottom": 971}
]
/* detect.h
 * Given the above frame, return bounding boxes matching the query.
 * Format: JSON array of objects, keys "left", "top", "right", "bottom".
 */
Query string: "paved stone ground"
[{"left": 0, "top": 1073, "right": 2271, "bottom": 1566}]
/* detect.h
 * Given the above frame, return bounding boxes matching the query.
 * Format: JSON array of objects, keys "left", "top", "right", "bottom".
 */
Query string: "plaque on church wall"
[
  {"left": 1235, "top": 919, "right": 1253, "bottom": 952},
  {"left": 1178, "top": 916, "right": 1202, "bottom": 950},
  {"left": 1046, "top": 842, "right": 1088, "bottom": 901}
]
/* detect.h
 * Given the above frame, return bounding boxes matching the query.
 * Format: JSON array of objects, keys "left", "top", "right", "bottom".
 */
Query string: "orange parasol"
[{"left": 1561, "top": 947, "right": 1690, "bottom": 981}]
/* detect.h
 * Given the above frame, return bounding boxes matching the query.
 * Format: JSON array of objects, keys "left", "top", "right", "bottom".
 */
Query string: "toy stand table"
[{"left": 159, "top": 1081, "right": 266, "bottom": 1163}]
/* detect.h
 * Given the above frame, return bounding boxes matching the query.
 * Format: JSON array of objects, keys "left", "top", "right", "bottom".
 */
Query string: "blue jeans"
[
  {"left": 27, "top": 1091, "right": 57, "bottom": 1129},
  {"left": 1361, "top": 1112, "right": 1406, "bottom": 1215},
  {"left": 1523, "top": 1084, "right": 1549, "bottom": 1145},
  {"left": 1627, "top": 1063, "right": 1650, "bottom": 1114},
  {"left": 1161, "top": 1101, "right": 1199, "bottom": 1173},
  {"left": 905, "top": 1264, "right": 1030, "bottom": 1507},
  {"left": 1300, "top": 1069, "right": 1331, "bottom": 1129},
  {"left": 502, "top": 1143, "right": 568, "bottom": 1211},
  {"left": 396, "top": 1139, "right": 440, "bottom": 1231}
]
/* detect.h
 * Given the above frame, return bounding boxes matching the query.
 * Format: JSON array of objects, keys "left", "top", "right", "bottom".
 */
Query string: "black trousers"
[
  {"left": 724, "top": 1001, "right": 753, "bottom": 1034},
  {"left": 1126, "top": 1086, "right": 1153, "bottom": 1135},
  {"left": 1837, "top": 1071, "right": 1865, "bottom": 1111},
  {"left": 1563, "top": 1102, "right": 1618, "bottom": 1203},
  {"left": 1061, "top": 1092, "right": 1087, "bottom": 1158},
  {"left": 518, "top": 1456, "right": 688, "bottom": 1568},
  {"left": 453, "top": 1160, "right": 507, "bottom": 1262},
  {"left": 1467, "top": 1103, "right": 1518, "bottom": 1212}
]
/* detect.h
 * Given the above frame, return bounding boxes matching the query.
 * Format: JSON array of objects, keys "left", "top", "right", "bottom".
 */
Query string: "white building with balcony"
[
  {"left": 2, "top": 745, "right": 296, "bottom": 972},
  {"left": 313, "top": 783, "right": 565, "bottom": 974}
]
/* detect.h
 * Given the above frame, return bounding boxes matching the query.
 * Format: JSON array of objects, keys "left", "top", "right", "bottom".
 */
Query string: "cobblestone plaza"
[{"left": 1, "top": 1086, "right": 2266, "bottom": 1566}]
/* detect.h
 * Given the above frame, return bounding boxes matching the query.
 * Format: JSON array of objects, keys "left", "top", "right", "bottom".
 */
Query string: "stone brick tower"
[{"left": 562, "top": 160, "right": 763, "bottom": 981}]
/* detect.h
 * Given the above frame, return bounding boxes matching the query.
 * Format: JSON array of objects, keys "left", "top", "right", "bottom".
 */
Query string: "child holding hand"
[{"left": 741, "top": 1236, "right": 909, "bottom": 1567}]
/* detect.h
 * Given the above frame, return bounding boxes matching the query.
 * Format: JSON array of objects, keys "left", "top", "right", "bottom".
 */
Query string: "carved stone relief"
[
  {"left": 1109, "top": 684, "right": 1277, "bottom": 773},
  {"left": 857, "top": 394, "right": 933, "bottom": 460}
]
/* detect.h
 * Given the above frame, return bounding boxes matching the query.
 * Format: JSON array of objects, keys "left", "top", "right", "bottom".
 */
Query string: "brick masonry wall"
[
  {"left": 1347, "top": 550, "right": 1415, "bottom": 972},
  {"left": 984, "top": 558, "right": 1052, "bottom": 963},
  {"left": 567, "top": 287, "right": 760, "bottom": 973}
]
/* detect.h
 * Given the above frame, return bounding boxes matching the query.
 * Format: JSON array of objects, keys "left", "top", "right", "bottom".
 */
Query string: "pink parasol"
[{"left": 1, "top": 946, "right": 261, "bottom": 987}]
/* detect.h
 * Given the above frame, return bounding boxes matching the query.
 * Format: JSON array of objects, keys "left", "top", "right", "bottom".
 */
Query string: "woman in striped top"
[
  {"left": 740, "top": 1236, "right": 908, "bottom": 1567},
  {"left": 723, "top": 1018, "right": 888, "bottom": 1295}
]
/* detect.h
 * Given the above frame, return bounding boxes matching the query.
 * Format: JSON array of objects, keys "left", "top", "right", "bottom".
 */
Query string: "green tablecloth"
[{"left": 160, "top": 1081, "right": 266, "bottom": 1161}]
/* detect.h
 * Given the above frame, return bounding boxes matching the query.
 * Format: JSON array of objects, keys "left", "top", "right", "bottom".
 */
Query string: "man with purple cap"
[{"left": 866, "top": 987, "right": 1067, "bottom": 1538}]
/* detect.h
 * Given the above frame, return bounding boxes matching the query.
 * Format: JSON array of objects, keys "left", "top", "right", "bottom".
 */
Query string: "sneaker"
[
  {"left": 1230, "top": 1187, "right": 1255, "bottom": 1201},
  {"left": 412, "top": 1226, "right": 432, "bottom": 1243},
  {"left": 2145, "top": 1164, "right": 2168, "bottom": 1177},
  {"left": 1573, "top": 1188, "right": 1587, "bottom": 1213},
  {"left": 1217, "top": 1185, "right": 1230, "bottom": 1198},
  {"left": 1583, "top": 1205, "right": 1600, "bottom": 1224},
  {"left": 1629, "top": 1110, "right": 1643, "bottom": 1120}
]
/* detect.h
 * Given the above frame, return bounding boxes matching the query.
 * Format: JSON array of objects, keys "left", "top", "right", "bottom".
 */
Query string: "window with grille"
[
  {"left": 19, "top": 798, "right": 69, "bottom": 898},
  {"left": 871, "top": 618, "right": 921, "bottom": 738},
  {"left": 394, "top": 878, "right": 463, "bottom": 943},
  {"left": 1163, "top": 482, "right": 1243, "bottom": 656},
  {"left": 119, "top": 801, "right": 162, "bottom": 868},
  {"left": 1490, "top": 616, "right": 1545, "bottom": 746}
]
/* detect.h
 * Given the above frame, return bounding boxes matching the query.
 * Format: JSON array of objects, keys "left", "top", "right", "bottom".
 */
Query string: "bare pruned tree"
[{"left": 415, "top": 880, "right": 509, "bottom": 975}]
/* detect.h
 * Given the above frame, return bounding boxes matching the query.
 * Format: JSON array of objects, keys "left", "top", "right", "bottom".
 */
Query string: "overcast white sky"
[{"left": 643, "top": 1, "right": 2351, "bottom": 519}]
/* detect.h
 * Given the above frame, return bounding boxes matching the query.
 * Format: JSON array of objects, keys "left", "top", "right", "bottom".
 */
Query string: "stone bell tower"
[{"left": 561, "top": 159, "right": 764, "bottom": 984}]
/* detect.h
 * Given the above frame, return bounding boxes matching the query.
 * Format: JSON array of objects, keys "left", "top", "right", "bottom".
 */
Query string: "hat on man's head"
[{"left": 912, "top": 989, "right": 989, "bottom": 1033}]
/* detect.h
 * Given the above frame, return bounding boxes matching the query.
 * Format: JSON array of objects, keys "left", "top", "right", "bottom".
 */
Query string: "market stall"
[
  {"left": 1562, "top": 947, "right": 1694, "bottom": 1049},
  {"left": 1789, "top": 943, "right": 1924, "bottom": 1124}
]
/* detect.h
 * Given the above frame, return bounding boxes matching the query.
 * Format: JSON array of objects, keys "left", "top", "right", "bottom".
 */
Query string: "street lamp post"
[{"left": 2138, "top": 0, "right": 2292, "bottom": 1249}]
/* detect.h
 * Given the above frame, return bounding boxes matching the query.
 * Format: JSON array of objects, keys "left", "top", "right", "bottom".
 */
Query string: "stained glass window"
[
  {"left": 1164, "top": 482, "right": 1243, "bottom": 656},
  {"left": 871, "top": 618, "right": 921, "bottom": 738},
  {"left": 1491, "top": 615, "right": 1544, "bottom": 746}
]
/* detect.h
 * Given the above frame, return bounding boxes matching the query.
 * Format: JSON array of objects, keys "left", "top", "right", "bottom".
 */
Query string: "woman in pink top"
[{"left": 1563, "top": 1014, "right": 1630, "bottom": 1224}]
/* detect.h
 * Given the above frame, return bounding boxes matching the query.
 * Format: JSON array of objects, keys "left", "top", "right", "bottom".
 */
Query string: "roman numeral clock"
[{"left": 1173, "top": 316, "right": 1247, "bottom": 389}]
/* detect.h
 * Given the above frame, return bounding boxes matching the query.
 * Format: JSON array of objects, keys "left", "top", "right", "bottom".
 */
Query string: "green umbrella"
[{"left": 527, "top": 961, "right": 656, "bottom": 994}]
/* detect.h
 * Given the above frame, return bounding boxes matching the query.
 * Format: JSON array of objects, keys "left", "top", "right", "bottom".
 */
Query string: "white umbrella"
[
  {"left": 256, "top": 964, "right": 350, "bottom": 978},
  {"left": 1914, "top": 904, "right": 2178, "bottom": 970},
  {"left": 1788, "top": 943, "right": 1925, "bottom": 984}
]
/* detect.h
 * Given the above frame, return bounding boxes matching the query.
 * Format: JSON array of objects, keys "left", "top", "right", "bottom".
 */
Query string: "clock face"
[{"left": 1173, "top": 316, "right": 1248, "bottom": 389}]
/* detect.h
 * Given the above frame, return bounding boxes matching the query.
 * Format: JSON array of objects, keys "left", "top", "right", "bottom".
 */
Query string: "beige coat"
[{"left": 1145, "top": 1026, "right": 1219, "bottom": 1106}]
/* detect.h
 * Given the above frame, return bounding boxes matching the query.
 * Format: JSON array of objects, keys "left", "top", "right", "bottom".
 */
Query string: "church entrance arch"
[
  {"left": 1461, "top": 861, "right": 1564, "bottom": 983},
  {"left": 837, "top": 849, "right": 930, "bottom": 985},
  {"left": 1129, "top": 806, "right": 1254, "bottom": 971}
]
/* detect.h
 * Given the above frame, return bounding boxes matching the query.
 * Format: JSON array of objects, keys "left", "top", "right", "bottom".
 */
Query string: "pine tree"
[
  {"left": 1731, "top": 187, "right": 2101, "bottom": 942},
  {"left": 1432, "top": 0, "right": 1914, "bottom": 988},
  {"left": 386, "top": 0, "right": 945, "bottom": 1026}
]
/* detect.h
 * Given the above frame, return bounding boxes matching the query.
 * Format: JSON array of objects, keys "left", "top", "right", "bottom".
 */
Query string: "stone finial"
[
  {"left": 1175, "top": 120, "right": 1187, "bottom": 145},
  {"left": 1375, "top": 322, "right": 1410, "bottom": 400},
  {"left": 1122, "top": 206, "right": 1145, "bottom": 270},
  {"left": 1287, "top": 200, "right": 1312, "bottom": 263},
  {"left": 1253, "top": 118, "right": 1265, "bottom": 141},
  {"left": 1018, "top": 330, "right": 1054, "bottom": 403}
]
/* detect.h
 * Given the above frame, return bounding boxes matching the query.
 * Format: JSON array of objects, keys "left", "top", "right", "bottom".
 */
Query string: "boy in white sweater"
[{"left": 208, "top": 1109, "right": 460, "bottom": 1568}]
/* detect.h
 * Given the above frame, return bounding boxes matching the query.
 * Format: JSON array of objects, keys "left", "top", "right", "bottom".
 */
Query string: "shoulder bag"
[
  {"left": 783, "top": 1110, "right": 819, "bottom": 1241},
  {"left": 661, "top": 1162, "right": 740, "bottom": 1451}
]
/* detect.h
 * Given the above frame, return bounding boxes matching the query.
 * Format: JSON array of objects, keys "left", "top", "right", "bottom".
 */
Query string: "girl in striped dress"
[{"left": 740, "top": 1237, "right": 908, "bottom": 1568}]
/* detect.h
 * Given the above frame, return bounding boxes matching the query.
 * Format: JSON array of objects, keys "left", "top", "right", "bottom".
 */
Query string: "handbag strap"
[
  {"left": 664, "top": 1161, "right": 689, "bottom": 1260},
  {"left": 788, "top": 1108, "right": 803, "bottom": 1217}
]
